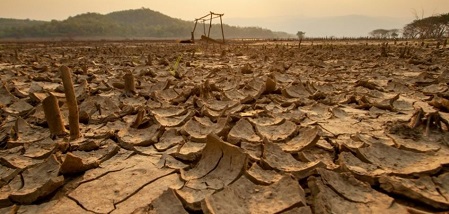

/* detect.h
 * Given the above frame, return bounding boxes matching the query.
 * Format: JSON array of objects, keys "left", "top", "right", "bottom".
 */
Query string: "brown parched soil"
[{"left": 0, "top": 39, "right": 449, "bottom": 214}]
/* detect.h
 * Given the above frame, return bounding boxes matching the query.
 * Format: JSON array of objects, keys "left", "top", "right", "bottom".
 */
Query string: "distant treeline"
[
  {"left": 369, "top": 13, "right": 449, "bottom": 39},
  {"left": 0, "top": 8, "right": 293, "bottom": 39},
  {"left": 403, "top": 13, "right": 449, "bottom": 39}
]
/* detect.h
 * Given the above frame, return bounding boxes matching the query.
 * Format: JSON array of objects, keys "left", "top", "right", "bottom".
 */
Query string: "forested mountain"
[{"left": 0, "top": 8, "right": 292, "bottom": 39}]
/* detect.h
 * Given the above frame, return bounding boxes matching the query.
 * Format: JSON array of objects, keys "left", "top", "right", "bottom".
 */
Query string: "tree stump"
[
  {"left": 124, "top": 70, "right": 136, "bottom": 95},
  {"left": 42, "top": 94, "right": 67, "bottom": 137}
]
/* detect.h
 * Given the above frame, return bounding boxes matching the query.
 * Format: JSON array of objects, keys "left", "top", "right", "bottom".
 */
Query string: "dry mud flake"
[
  {"left": 338, "top": 151, "right": 386, "bottom": 185},
  {"left": 0, "top": 146, "right": 43, "bottom": 169},
  {"left": 318, "top": 118, "right": 372, "bottom": 136},
  {"left": 181, "top": 134, "right": 247, "bottom": 189},
  {"left": 3, "top": 99, "right": 33, "bottom": 116},
  {"left": 387, "top": 133, "right": 441, "bottom": 153},
  {"left": 9, "top": 117, "right": 50, "bottom": 146},
  {"left": 255, "top": 120, "right": 297, "bottom": 142},
  {"left": 130, "top": 189, "right": 187, "bottom": 214},
  {"left": 227, "top": 118, "right": 261, "bottom": 144},
  {"left": 73, "top": 139, "right": 120, "bottom": 164},
  {"left": 0, "top": 165, "right": 20, "bottom": 188},
  {"left": 379, "top": 175, "right": 449, "bottom": 210},
  {"left": 198, "top": 98, "right": 240, "bottom": 116},
  {"left": 0, "top": 83, "right": 17, "bottom": 106},
  {"left": 0, "top": 175, "right": 21, "bottom": 208},
  {"left": 245, "top": 162, "right": 283, "bottom": 185},
  {"left": 120, "top": 96, "right": 147, "bottom": 109},
  {"left": 83, "top": 120, "right": 127, "bottom": 139},
  {"left": 154, "top": 88, "right": 187, "bottom": 103},
  {"left": 156, "top": 154, "right": 189, "bottom": 170},
  {"left": 59, "top": 152, "right": 99, "bottom": 175},
  {"left": 281, "top": 206, "right": 313, "bottom": 214},
  {"left": 247, "top": 116, "right": 284, "bottom": 127},
  {"left": 154, "top": 128, "right": 185, "bottom": 152},
  {"left": 178, "top": 134, "right": 247, "bottom": 209},
  {"left": 154, "top": 110, "right": 194, "bottom": 127},
  {"left": 261, "top": 141, "right": 324, "bottom": 179},
  {"left": 9, "top": 155, "right": 64, "bottom": 204},
  {"left": 75, "top": 150, "right": 135, "bottom": 184},
  {"left": 111, "top": 173, "right": 184, "bottom": 214},
  {"left": 204, "top": 175, "right": 306, "bottom": 214},
  {"left": 181, "top": 117, "right": 229, "bottom": 142},
  {"left": 222, "top": 89, "right": 254, "bottom": 103},
  {"left": 169, "top": 141, "right": 205, "bottom": 161},
  {"left": 299, "top": 148, "right": 338, "bottom": 170},
  {"left": 280, "top": 126, "right": 320, "bottom": 153},
  {"left": 308, "top": 168, "right": 408, "bottom": 214},
  {"left": 22, "top": 138, "right": 58, "bottom": 159},
  {"left": 281, "top": 82, "right": 311, "bottom": 99},
  {"left": 150, "top": 106, "right": 187, "bottom": 118},
  {"left": 116, "top": 124, "right": 162, "bottom": 148},
  {"left": 356, "top": 142, "right": 449, "bottom": 175},
  {"left": 68, "top": 155, "right": 176, "bottom": 214},
  {"left": 16, "top": 196, "right": 91, "bottom": 214},
  {"left": 240, "top": 141, "right": 262, "bottom": 161},
  {"left": 79, "top": 95, "right": 121, "bottom": 124}
]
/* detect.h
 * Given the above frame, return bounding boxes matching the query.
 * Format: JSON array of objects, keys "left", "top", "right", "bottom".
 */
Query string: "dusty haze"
[{"left": 1, "top": 0, "right": 448, "bottom": 37}]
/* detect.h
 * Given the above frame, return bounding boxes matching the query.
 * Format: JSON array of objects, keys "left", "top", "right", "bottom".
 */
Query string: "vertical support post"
[
  {"left": 203, "top": 20, "right": 206, "bottom": 36},
  {"left": 207, "top": 12, "right": 213, "bottom": 38},
  {"left": 192, "top": 20, "right": 198, "bottom": 42},
  {"left": 220, "top": 15, "right": 225, "bottom": 44}
]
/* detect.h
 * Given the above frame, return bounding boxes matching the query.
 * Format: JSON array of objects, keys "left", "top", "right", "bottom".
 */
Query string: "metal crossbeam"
[{"left": 191, "top": 12, "right": 225, "bottom": 44}]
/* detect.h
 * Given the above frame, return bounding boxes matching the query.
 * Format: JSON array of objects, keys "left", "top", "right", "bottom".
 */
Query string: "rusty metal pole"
[{"left": 220, "top": 15, "right": 225, "bottom": 44}]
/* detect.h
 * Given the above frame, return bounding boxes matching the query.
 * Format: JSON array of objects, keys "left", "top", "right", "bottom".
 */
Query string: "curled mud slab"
[{"left": 1, "top": 40, "right": 449, "bottom": 213}]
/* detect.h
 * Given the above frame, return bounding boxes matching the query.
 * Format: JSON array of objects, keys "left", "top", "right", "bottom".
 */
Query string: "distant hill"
[
  {"left": 0, "top": 8, "right": 293, "bottom": 39},
  {"left": 0, "top": 18, "right": 47, "bottom": 37}
]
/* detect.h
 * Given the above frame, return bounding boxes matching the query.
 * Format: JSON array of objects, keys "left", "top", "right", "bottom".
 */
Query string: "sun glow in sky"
[{"left": 1, "top": 0, "right": 447, "bottom": 21}]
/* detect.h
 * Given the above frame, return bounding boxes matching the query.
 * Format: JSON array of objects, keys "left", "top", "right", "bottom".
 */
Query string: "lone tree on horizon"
[{"left": 296, "top": 31, "right": 305, "bottom": 49}]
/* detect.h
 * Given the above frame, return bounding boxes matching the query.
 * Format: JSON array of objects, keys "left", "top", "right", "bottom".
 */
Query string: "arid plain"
[{"left": 0, "top": 39, "right": 449, "bottom": 213}]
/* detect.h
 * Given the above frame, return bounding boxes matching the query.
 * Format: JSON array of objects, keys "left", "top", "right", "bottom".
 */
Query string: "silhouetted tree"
[
  {"left": 296, "top": 31, "right": 305, "bottom": 48},
  {"left": 403, "top": 13, "right": 449, "bottom": 39}
]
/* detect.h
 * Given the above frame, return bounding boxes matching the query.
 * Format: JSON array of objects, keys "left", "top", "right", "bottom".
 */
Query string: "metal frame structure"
[{"left": 191, "top": 12, "right": 225, "bottom": 44}]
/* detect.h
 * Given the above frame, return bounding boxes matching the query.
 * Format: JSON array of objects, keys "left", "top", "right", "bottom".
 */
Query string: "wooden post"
[
  {"left": 43, "top": 94, "right": 67, "bottom": 137},
  {"left": 60, "top": 66, "right": 81, "bottom": 140},
  {"left": 220, "top": 15, "right": 225, "bottom": 44},
  {"left": 207, "top": 12, "right": 213, "bottom": 38},
  {"left": 203, "top": 20, "right": 206, "bottom": 36},
  {"left": 192, "top": 20, "right": 198, "bottom": 42}
]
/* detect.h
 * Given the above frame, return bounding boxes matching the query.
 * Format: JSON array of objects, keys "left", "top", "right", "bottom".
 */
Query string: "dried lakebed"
[{"left": 0, "top": 40, "right": 449, "bottom": 213}]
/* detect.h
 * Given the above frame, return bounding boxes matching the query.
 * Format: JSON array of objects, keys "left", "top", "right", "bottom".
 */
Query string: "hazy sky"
[{"left": 1, "top": 0, "right": 448, "bottom": 21}]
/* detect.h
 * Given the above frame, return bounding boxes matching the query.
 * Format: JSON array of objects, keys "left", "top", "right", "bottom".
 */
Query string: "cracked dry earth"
[{"left": 0, "top": 40, "right": 449, "bottom": 214}]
